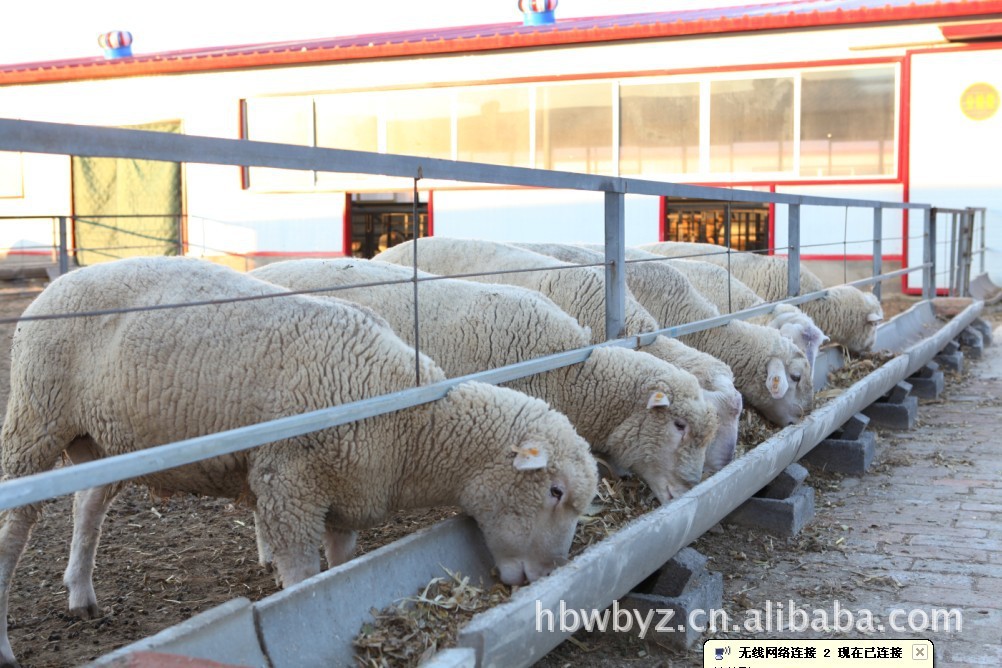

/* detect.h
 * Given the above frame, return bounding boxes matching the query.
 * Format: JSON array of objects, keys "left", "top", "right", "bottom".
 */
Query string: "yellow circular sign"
[{"left": 961, "top": 83, "right": 999, "bottom": 121}]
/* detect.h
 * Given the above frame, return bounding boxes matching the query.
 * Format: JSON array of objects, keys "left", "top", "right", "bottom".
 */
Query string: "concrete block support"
[
  {"left": 724, "top": 465, "right": 815, "bottom": 537},
  {"left": 959, "top": 326, "right": 984, "bottom": 359},
  {"left": 908, "top": 361, "right": 945, "bottom": 399},
  {"left": 802, "top": 413, "right": 876, "bottom": 475},
  {"left": 862, "top": 381, "right": 918, "bottom": 430},
  {"left": 969, "top": 317, "right": 993, "bottom": 347},
  {"left": 621, "top": 548, "right": 723, "bottom": 650},
  {"left": 758, "top": 462, "right": 810, "bottom": 500},
  {"left": 934, "top": 340, "right": 964, "bottom": 373}
]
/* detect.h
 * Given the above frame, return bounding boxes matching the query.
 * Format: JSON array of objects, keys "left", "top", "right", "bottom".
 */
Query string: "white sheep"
[
  {"left": 505, "top": 242, "right": 813, "bottom": 426},
  {"left": 0, "top": 256, "right": 598, "bottom": 668},
  {"left": 374, "top": 241, "right": 744, "bottom": 474},
  {"left": 376, "top": 238, "right": 811, "bottom": 427},
  {"left": 629, "top": 252, "right": 828, "bottom": 369},
  {"left": 251, "top": 258, "right": 716, "bottom": 502},
  {"left": 639, "top": 241, "right": 883, "bottom": 353}
]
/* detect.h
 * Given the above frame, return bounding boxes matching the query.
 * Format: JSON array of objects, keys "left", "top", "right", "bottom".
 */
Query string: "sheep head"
[
  {"left": 600, "top": 381, "right": 715, "bottom": 505},
  {"left": 457, "top": 393, "right": 598, "bottom": 586},
  {"left": 757, "top": 340, "right": 814, "bottom": 426}
]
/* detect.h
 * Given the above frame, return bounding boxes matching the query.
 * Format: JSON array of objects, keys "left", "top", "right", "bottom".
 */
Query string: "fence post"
[
  {"left": 787, "top": 203, "right": 801, "bottom": 297},
  {"left": 604, "top": 191, "right": 626, "bottom": 341},
  {"left": 57, "top": 216, "right": 69, "bottom": 276},
  {"left": 923, "top": 208, "right": 936, "bottom": 301},
  {"left": 872, "top": 207, "right": 883, "bottom": 301}
]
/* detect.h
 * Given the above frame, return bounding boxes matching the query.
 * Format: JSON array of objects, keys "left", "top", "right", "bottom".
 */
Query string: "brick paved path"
[
  {"left": 729, "top": 323, "right": 1002, "bottom": 667},
  {"left": 837, "top": 328, "right": 1002, "bottom": 666}
]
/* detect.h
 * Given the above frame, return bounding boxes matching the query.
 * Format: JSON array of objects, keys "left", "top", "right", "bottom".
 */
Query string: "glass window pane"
[
  {"left": 800, "top": 67, "right": 896, "bottom": 177},
  {"left": 620, "top": 82, "right": 699, "bottom": 175},
  {"left": 0, "top": 152, "right": 22, "bottom": 198},
  {"left": 536, "top": 83, "right": 613, "bottom": 173},
  {"left": 244, "top": 96, "right": 315, "bottom": 190},
  {"left": 384, "top": 90, "right": 452, "bottom": 159},
  {"left": 710, "top": 78, "right": 794, "bottom": 174},
  {"left": 457, "top": 86, "right": 531, "bottom": 167},
  {"left": 315, "top": 93, "right": 379, "bottom": 153}
]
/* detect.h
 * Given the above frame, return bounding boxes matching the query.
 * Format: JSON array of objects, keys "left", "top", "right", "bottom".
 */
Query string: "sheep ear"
[
  {"left": 646, "top": 391, "right": 671, "bottom": 410},
  {"left": 766, "top": 359, "right": 789, "bottom": 399},
  {"left": 867, "top": 312, "right": 883, "bottom": 323},
  {"left": 512, "top": 442, "right": 549, "bottom": 471}
]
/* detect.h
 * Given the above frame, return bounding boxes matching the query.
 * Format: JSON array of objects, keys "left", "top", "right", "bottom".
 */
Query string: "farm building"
[{"left": 0, "top": 0, "right": 1000, "bottom": 292}]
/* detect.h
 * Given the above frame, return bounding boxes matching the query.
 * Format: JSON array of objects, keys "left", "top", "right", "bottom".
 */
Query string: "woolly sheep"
[
  {"left": 377, "top": 237, "right": 810, "bottom": 427},
  {"left": 251, "top": 258, "right": 716, "bottom": 502},
  {"left": 375, "top": 240, "right": 744, "bottom": 473},
  {"left": 502, "top": 241, "right": 814, "bottom": 427},
  {"left": 0, "top": 257, "right": 598, "bottom": 667},
  {"left": 639, "top": 241, "right": 883, "bottom": 353},
  {"left": 625, "top": 252, "right": 828, "bottom": 369}
]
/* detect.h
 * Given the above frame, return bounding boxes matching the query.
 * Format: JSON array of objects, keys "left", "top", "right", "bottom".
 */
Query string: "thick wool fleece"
[
  {"left": 639, "top": 241, "right": 882, "bottom": 353},
  {"left": 252, "top": 258, "right": 715, "bottom": 502}
]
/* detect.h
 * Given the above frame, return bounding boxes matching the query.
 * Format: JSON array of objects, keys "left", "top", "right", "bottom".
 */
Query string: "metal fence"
[{"left": 0, "top": 117, "right": 973, "bottom": 512}]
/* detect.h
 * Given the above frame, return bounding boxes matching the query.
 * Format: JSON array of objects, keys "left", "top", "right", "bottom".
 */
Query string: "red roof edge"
[
  {"left": 941, "top": 20, "right": 1002, "bottom": 41},
  {"left": 4, "top": 1, "right": 1002, "bottom": 85}
]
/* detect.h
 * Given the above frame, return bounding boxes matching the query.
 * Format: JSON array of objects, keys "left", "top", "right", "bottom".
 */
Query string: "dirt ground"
[{"left": 0, "top": 281, "right": 925, "bottom": 668}]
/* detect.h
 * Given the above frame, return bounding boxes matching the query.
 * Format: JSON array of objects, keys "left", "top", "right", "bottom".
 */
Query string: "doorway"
[
  {"left": 348, "top": 195, "right": 428, "bottom": 259},
  {"left": 663, "top": 198, "right": 769, "bottom": 252}
]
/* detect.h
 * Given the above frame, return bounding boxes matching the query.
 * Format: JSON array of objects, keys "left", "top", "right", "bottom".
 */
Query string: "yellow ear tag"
[
  {"left": 647, "top": 391, "right": 670, "bottom": 409},
  {"left": 512, "top": 443, "right": 548, "bottom": 471}
]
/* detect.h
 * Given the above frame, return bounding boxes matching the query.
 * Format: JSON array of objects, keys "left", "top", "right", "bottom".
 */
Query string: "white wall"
[
  {"left": 773, "top": 183, "right": 904, "bottom": 258},
  {"left": 909, "top": 47, "right": 1002, "bottom": 291},
  {"left": 432, "top": 189, "right": 660, "bottom": 246}
]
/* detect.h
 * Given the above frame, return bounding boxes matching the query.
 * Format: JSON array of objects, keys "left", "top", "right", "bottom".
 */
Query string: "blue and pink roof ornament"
[
  {"left": 98, "top": 31, "right": 133, "bottom": 59},
  {"left": 519, "top": 0, "right": 558, "bottom": 25}
]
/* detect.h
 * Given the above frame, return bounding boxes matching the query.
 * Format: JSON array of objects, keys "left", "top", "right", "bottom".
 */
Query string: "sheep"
[
  {"left": 376, "top": 238, "right": 811, "bottom": 427},
  {"left": 251, "top": 258, "right": 716, "bottom": 503},
  {"left": 504, "top": 241, "right": 813, "bottom": 425},
  {"left": 621, "top": 251, "right": 828, "bottom": 369},
  {"left": 373, "top": 241, "right": 744, "bottom": 473},
  {"left": 638, "top": 241, "right": 883, "bottom": 353},
  {"left": 0, "top": 256, "right": 598, "bottom": 668}
]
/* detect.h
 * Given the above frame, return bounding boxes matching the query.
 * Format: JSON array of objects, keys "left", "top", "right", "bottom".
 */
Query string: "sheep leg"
[
  {"left": 0, "top": 502, "right": 42, "bottom": 668},
  {"left": 323, "top": 524, "right": 357, "bottom": 569},
  {"left": 253, "top": 511, "right": 274, "bottom": 568},
  {"left": 63, "top": 485, "right": 120, "bottom": 618}
]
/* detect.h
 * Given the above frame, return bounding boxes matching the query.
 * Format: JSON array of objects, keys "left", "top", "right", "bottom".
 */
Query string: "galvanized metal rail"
[{"left": 0, "top": 117, "right": 941, "bottom": 512}]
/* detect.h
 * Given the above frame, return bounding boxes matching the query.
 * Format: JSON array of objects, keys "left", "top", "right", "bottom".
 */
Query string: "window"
[
  {"left": 536, "top": 83, "right": 614, "bottom": 173},
  {"left": 348, "top": 196, "right": 428, "bottom": 258},
  {"left": 620, "top": 82, "right": 700, "bottom": 176},
  {"left": 243, "top": 97, "right": 315, "bottom": 190},
  {"left": 384, "top": 90, "right": 452, "bottom": 160},
  {"left": 664, "top": 199, "right": 770, "bottom": 253},
  {"left": 457, "top": 86, "right": 531, "bottom": 167},
  {"left": 316, "top": 93, "right": 380, "bottom": 153},
  {"left": 0, "top": 152, "right": 22, "bottom": 198},
  {"left": 710, "top": 78, "right": 794, "bottom": 174},
  {"left": 800, "top": 67, "right": 896, "bottom": 177}
]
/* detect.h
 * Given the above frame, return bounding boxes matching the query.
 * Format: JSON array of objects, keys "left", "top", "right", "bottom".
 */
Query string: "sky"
[{"left": 0, "top": 0, "right": 738, "bottom": 65}]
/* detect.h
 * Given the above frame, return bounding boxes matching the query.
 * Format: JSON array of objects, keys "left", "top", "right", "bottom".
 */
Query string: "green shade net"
[{"left": 71, "top": 120, "right": 182, "bottom": 266}]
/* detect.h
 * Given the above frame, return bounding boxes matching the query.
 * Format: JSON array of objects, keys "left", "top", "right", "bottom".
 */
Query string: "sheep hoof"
[{"left": 69, "top": 602, "right": 100, "bottom": 619}]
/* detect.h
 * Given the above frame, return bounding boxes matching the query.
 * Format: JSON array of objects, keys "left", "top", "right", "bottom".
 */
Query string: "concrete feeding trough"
[{"left": 90, "top": 299, "right": 985, "bottom": 668}]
